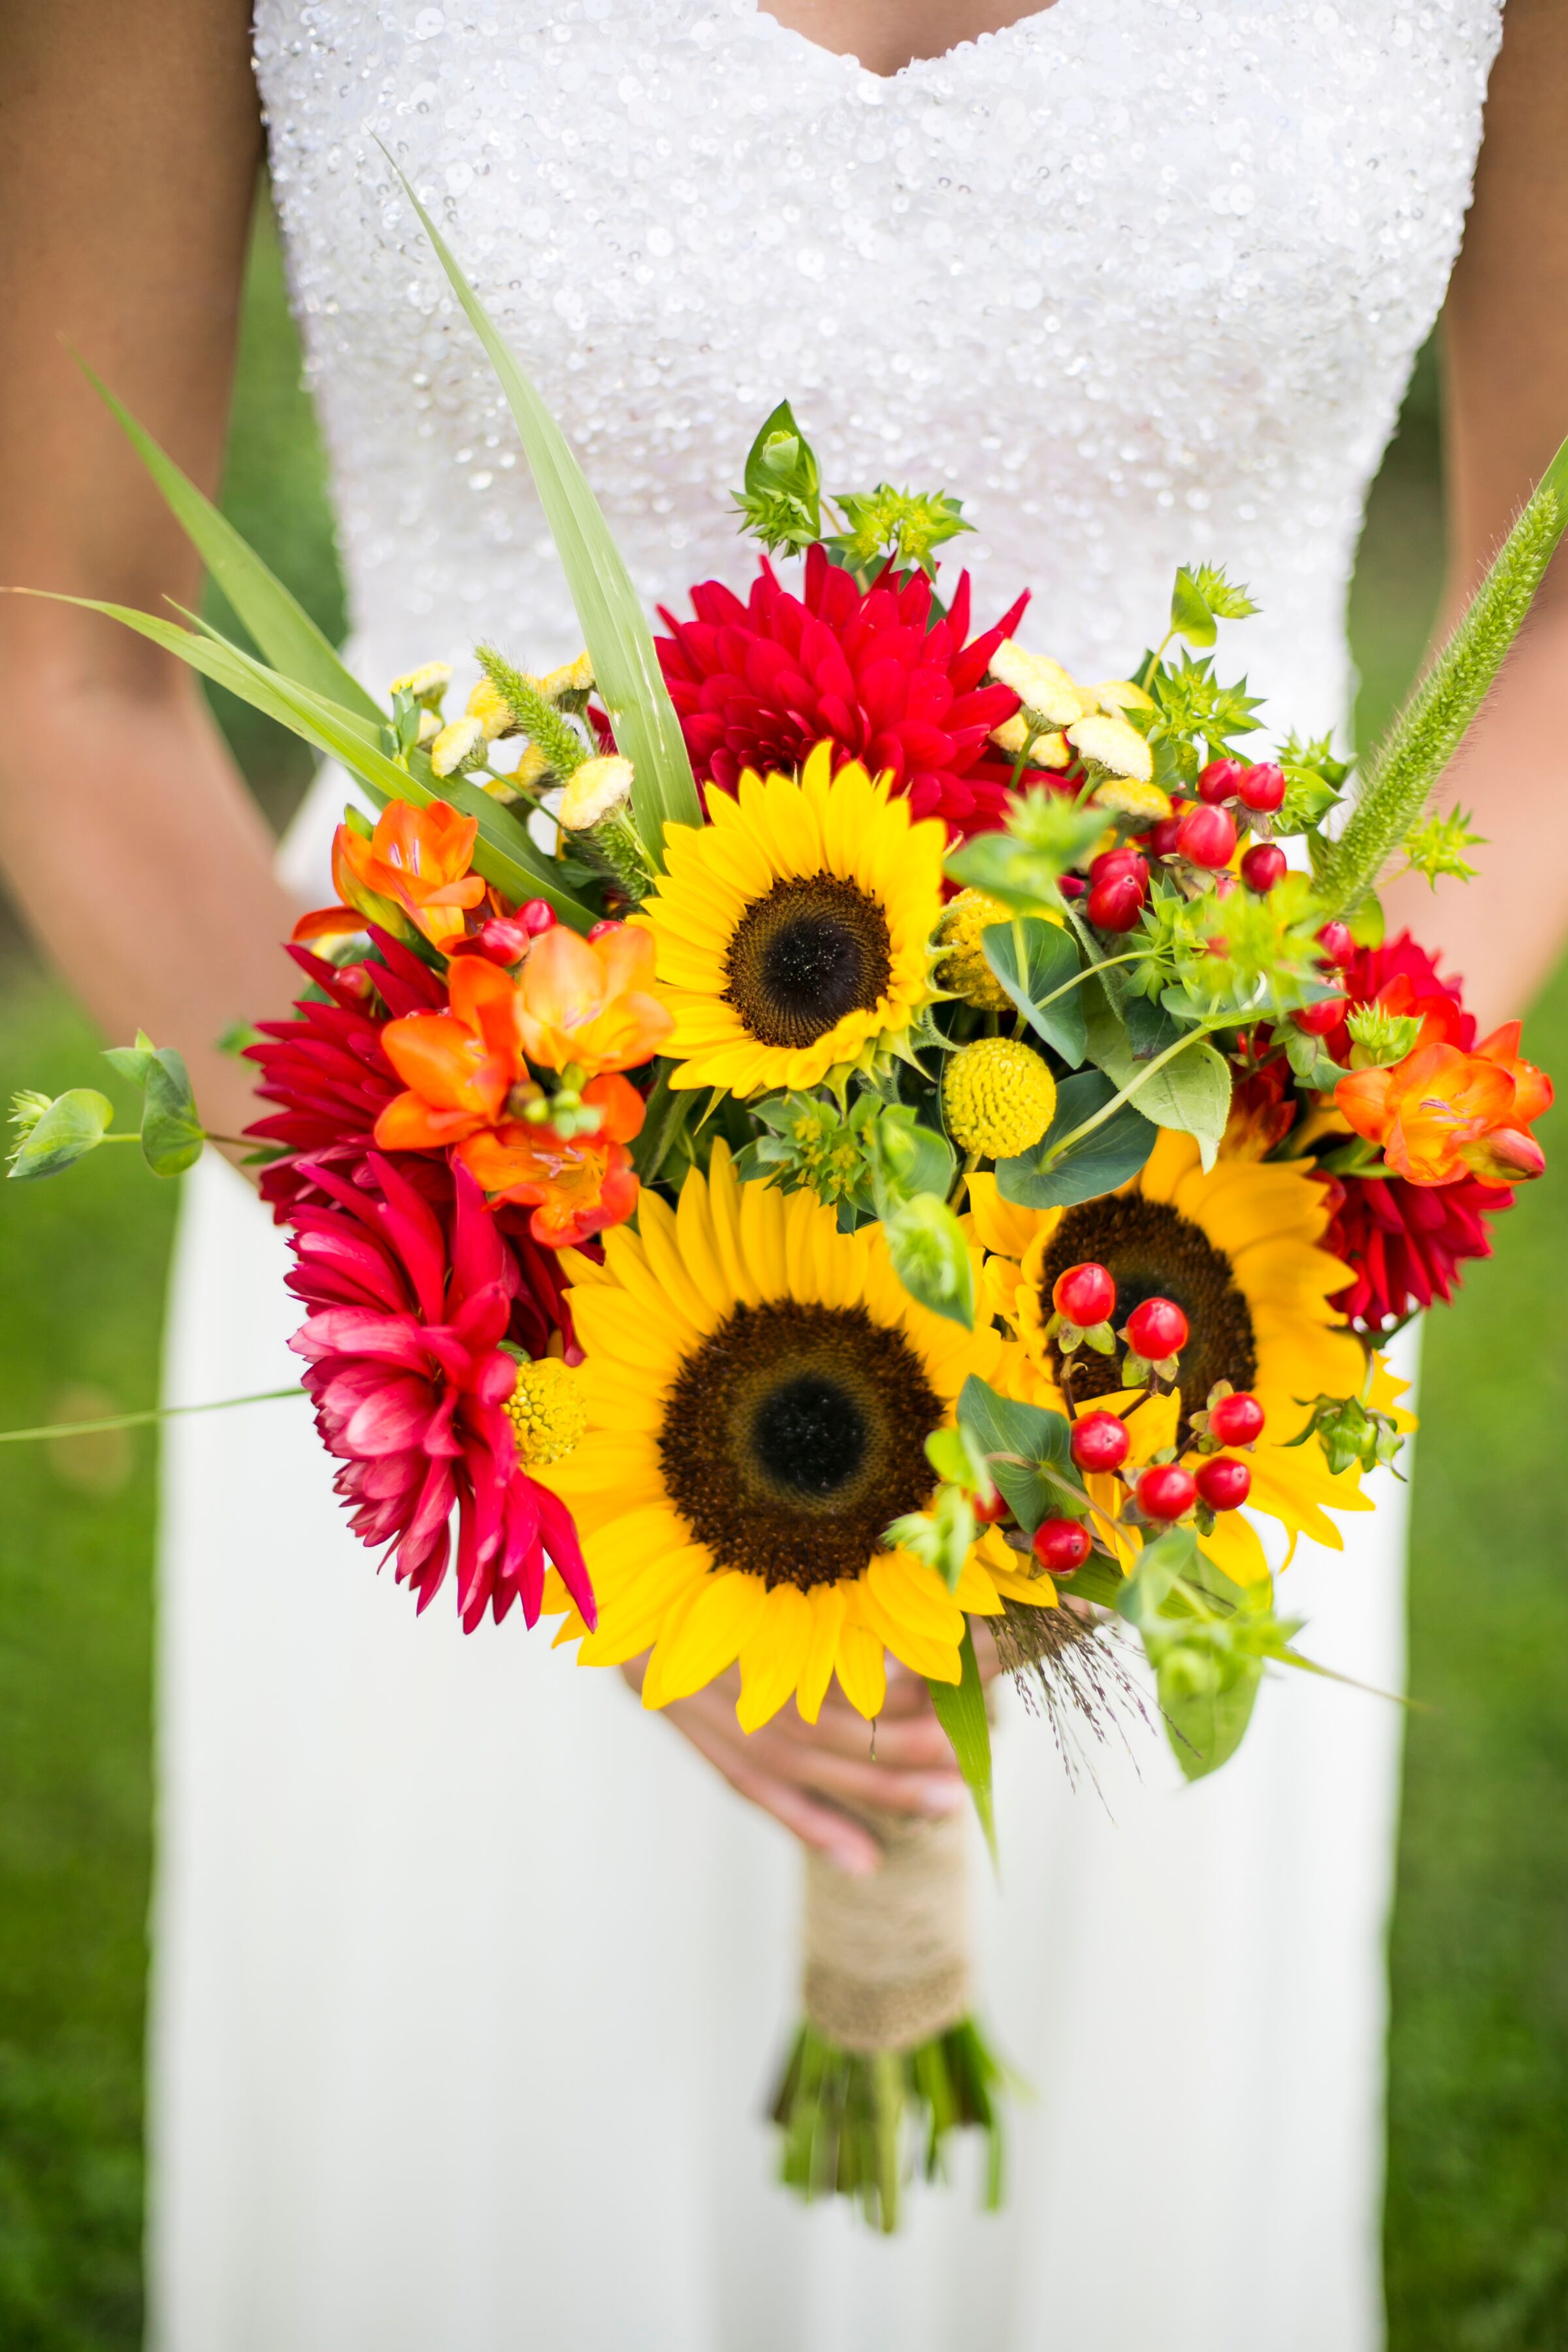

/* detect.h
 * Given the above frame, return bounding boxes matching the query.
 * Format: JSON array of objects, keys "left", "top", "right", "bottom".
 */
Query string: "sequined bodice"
[{"left": 254, "top": 0, "right": 1500, "bottom": 738}]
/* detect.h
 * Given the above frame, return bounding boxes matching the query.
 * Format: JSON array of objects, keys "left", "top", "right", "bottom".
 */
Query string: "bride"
[{"left": 4, "top": 1, "right": 1567, "bottom": 2344}]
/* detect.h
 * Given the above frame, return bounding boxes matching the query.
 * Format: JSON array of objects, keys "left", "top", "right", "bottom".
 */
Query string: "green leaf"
[
  {"left": 7, "top": 1090, "right": 116, "bottom": 1181},
  {"left": 81, "top": 362, "right": 384, "bottom": 725},
  {"left": 866, "top": 1105, "right": 955, "bottom": 1211},
  {"left": 881, "top": 1193, "right": 975, "bottom": 1328},
  {"left": 955, "top": 1375, "right": 1074, "bottom": 1538},
  {"left": 1169, "top": 565, "right": 1217, "bottom": 648},
  {"left": 387, "top": 159, "right": 702, "bottom": 864},
  {"left": 1124, "top": 992, "right": 1183, "bottom": 1061},
  {"left": 1115, "top": 1529, "right": 1264, "bottom": 1779},
  {"left": 1124, "top": 1037, "right": 1231, "bottom": 1168},
  {"left": 996, "top": 1069, "right": 1156, "bottom": 1209},
  {"left": 926, "top": 1624, "right": 996, "bottom": 1862},
  {"left": 1083, "top": 987, "right": 1231, "bottom": 1168},
  {"left": 101, "top": 1028, "right": 159, "bottom": 1086},
  {"left": 1160, "top": 1652, "right": 1262, "bottom": 1780},
  {"left": 140, "top": 1048, "right": 205, "bottom": 1177},
  {"left": 980, "top": 918, "right": 1086, "bottom": 1066}
]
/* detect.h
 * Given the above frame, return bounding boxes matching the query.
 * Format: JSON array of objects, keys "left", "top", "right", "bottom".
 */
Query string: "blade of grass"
[
  {"left": 926, "top": 1624, "right": 997, "bottom": 1865},
  {"left": 79, "top": 359, "right": 384, "bottom": 725},
  {"left": 383, "top": 154, "right": 702, "bottom": 864},
  {"left": 16, "top": 591, "right": 595, "bottom": 926}
]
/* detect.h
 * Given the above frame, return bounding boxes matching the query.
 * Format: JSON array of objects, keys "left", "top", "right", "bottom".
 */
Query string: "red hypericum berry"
[
  {"left": 1292, "top": 995, "right": 1348, "bottom": 1037},
  {"left": 1149, "top": 804, "right": 1188, "bottom": 858},
  {"left": 1033, "top": 1517, "right": 1092, "bottom": 1574},
  {"left": 973, "top": 1488, "right": 1011, "bottom": 1525},
  {"left": 1071, "top": 1411, "right": 1131, "bottom": 1475},
  {"left": 1208, "top": 1391, "right": 1266, "bottom": 1446},
  {"left": 1090, "top": 847, "right": 1149, "bottom": 889},
  {"left": 1237, "top": 760, "right": 1286, "bottom": 813},
  {"left": 1058, "top": 874, "right": 1086, "bottom": 899},
  {"left": 1137, "top": 1463, "right": 1198, "bottom": 1521},
  {"left": 1174, "top": 804, "right": 1237, "bottom": 869},
  {"left": 474, "top": 915, "right": 533, "bottom": 966},
  {"left": 519, "top": 899, "right": 558, "bottom": 936},
  {"left": 587, "top": 919, "right": 623, "bottom": 941},
  {"left": 1197, "top": 757, "right": 1247, "bottom": 806},
  {"left": 1126, "top": 1296, "right": 1189, "bottom": 1359},
  {"left": 1053, "top": 1260, "right": 1117, "bottom": 1326},
  {"left": 1196, "top": 1455, "right": 1252, "bottom": 1511},
  {"left": 1240, "top": 841, "right": 1288, "bottom": 893},
  {"left": 1315, "top": 921, "right": 1354, "bottom": 968},
  {"left": 1087, "top": 872, "right": 1149, "bottom": 932}
]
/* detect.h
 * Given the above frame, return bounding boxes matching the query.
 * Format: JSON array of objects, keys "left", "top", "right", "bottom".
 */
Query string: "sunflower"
[
  {"left": 637, "top": 743, "right": 945, "bottom": 1097},
  {"left": 538, "top": 1141, "right": 1057, "bottom": 1729},
  {"left": 970, "top": 1130, "right": 1405, "bottom": 1587}
]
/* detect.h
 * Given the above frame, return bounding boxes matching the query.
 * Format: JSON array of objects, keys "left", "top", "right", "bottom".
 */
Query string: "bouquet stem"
[{"left": 770, "top": 1807, "right": 1007, "bottom": 2230}]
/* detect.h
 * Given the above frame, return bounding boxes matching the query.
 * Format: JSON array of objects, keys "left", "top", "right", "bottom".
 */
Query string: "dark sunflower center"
[
  {"left": 751, "top": 1375, "right": 869, "bottom": 1497},
  {"left": 657, "top": 1299, "right": 941, "bottom": 1589},
  {"left": 723, "top": 875, "right": 892, "bottom": 1049},
  {"left": 1036, "top": 1196, "right": 1258, "bottom": 1443}
]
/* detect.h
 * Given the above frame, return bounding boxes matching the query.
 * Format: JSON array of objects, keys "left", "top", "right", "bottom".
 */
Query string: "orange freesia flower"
[
  {"left": 293, "top": 800, "right": 487, "bottom": 951},
  {"left": 458, "top": 1076, "right": 646, "bottom": 1247},
  {"left": 1337, "top": 1019, "right": 1552, "bottom": 1188},
  {"left": 371, "top": 928, "right": 669, "bottom": 1247},
  {"left": 512, "top": 922, "right": 672, "bottom": 1075}
]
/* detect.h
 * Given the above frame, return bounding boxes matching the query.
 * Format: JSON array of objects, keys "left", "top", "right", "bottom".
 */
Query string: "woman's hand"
[{"left": 619, "top": 1633, "right": 1000, "bottom": 1878}]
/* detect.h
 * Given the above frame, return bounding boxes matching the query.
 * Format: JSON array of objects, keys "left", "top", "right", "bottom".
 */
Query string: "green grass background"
[{"left": 1, "top": 200, "right": 1565, "bottom": 2347}]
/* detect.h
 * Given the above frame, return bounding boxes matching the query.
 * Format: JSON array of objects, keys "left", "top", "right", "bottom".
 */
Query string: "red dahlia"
[
  {"left": 656, "top": 543, "right": 1029, "bottom": 834},
  {"left": 1319, "top": 931, "right": 1511, "bottom": 1326},
  {"left": 287, "top": 1152, "right": 593, "bottom": 1633},
  {"left": 246, "top": 932, "right": 442, "bottom": 1218},
  {"left": 247, "top": 930, "right": 576, "bottom": 1362}
]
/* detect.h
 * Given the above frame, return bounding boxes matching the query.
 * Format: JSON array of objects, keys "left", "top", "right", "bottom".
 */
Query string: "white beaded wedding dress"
[{"left": 152, "top": 4, "right": 1501, "bottom": 2345}]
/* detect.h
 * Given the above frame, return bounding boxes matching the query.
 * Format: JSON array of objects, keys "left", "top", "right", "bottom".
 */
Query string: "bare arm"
[
  {"left": 0, "top": 0, "right": 303, "bottom": 1149},
  {"left": 1380, "top": 0, "right": 1568, "bottom": 1030}
]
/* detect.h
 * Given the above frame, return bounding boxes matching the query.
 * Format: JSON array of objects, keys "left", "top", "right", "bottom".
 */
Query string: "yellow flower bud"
[
  {"left": 389, "top": 661, "right": 453, "bottom": 708},
  {"left": 557, "top": 753, "right": 634, "bottom": 831},
  {"left": 942, "top": 1037, "right": 1058, "bottom": 1160},
  {"left": 987, "top": 642, "right": 1096, "bottom": 728},
  {"left": 988, "top": 713, "right": 1071, "bottom": 768},
  {"left": 1089, "top": 775, "right": 1171, "bottom": 826},
  {"left": 538, "top": 651, "right": 595, "bottom": 702},
  {"left": 466, "top": 676, "right": 517, "bottom": 740},
  {"left": 1066, "top": 712, "right": 1154, "bottom": 783},
  {"left": 933, "top": 889, "right": 1015, "bottom": 1011},
  {"left": 429, "top": 715, "right": 487, "bottom": 777},
  {"left": 503, "top": 1357, "right": 587, "bottom": 1469},
  {"left": 1091, "top": 678, "right": 1156, "bottom": 715}
]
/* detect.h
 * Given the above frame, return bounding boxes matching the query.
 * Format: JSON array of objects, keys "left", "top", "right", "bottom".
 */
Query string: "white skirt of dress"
[{"left": 148, "top": 1150, "right": 1409, "bottom": 2352}]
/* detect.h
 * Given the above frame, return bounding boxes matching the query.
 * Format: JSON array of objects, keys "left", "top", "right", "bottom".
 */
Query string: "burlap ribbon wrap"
[{"left": 802, "top": 1806, "right": 970, "bottom": 2053}]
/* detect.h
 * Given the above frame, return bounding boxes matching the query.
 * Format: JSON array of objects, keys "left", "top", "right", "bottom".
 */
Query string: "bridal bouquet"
[{"left": 11, "top": 182, "right": 1563, "bottom": 2229}]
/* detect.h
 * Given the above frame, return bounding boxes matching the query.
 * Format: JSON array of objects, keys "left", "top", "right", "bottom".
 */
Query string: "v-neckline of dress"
[{"left": 743, "top": 0, "right": 1083, "bottom": 88}]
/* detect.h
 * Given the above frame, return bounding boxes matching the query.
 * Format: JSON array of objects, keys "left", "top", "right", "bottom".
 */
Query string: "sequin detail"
[{"left": 253, "top": 0, "right": 1501, "bottom": 757}]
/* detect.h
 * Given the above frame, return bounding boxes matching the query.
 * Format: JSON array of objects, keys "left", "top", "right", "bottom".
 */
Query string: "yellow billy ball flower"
[
  {"left": 504, "top": 1358, "right": 588, "bottom": 1469},
  {"left": 943, "top": 1037, "right": 1057, "bottom": 1159},
  {"left": 933, "top": 889, "right": 1015, "bottom": 1011}
]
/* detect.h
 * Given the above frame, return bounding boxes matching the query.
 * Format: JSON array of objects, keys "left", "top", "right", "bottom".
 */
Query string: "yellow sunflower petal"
[
  {"left": 964, "top": 1172, "right": 1049, "bottom": 1260},
  {"left": 736, "top": 1584, "right": 815, "bottom": 1731},
  {"left": 645, "top": 1571, "right": 768, "bottom": 1705},
  {"left": 796, "top": 1583, "right": 849, "bottom": 1724},
  {"left": 834, "top": 1618, "right": 888, "bottom": 1719}
]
